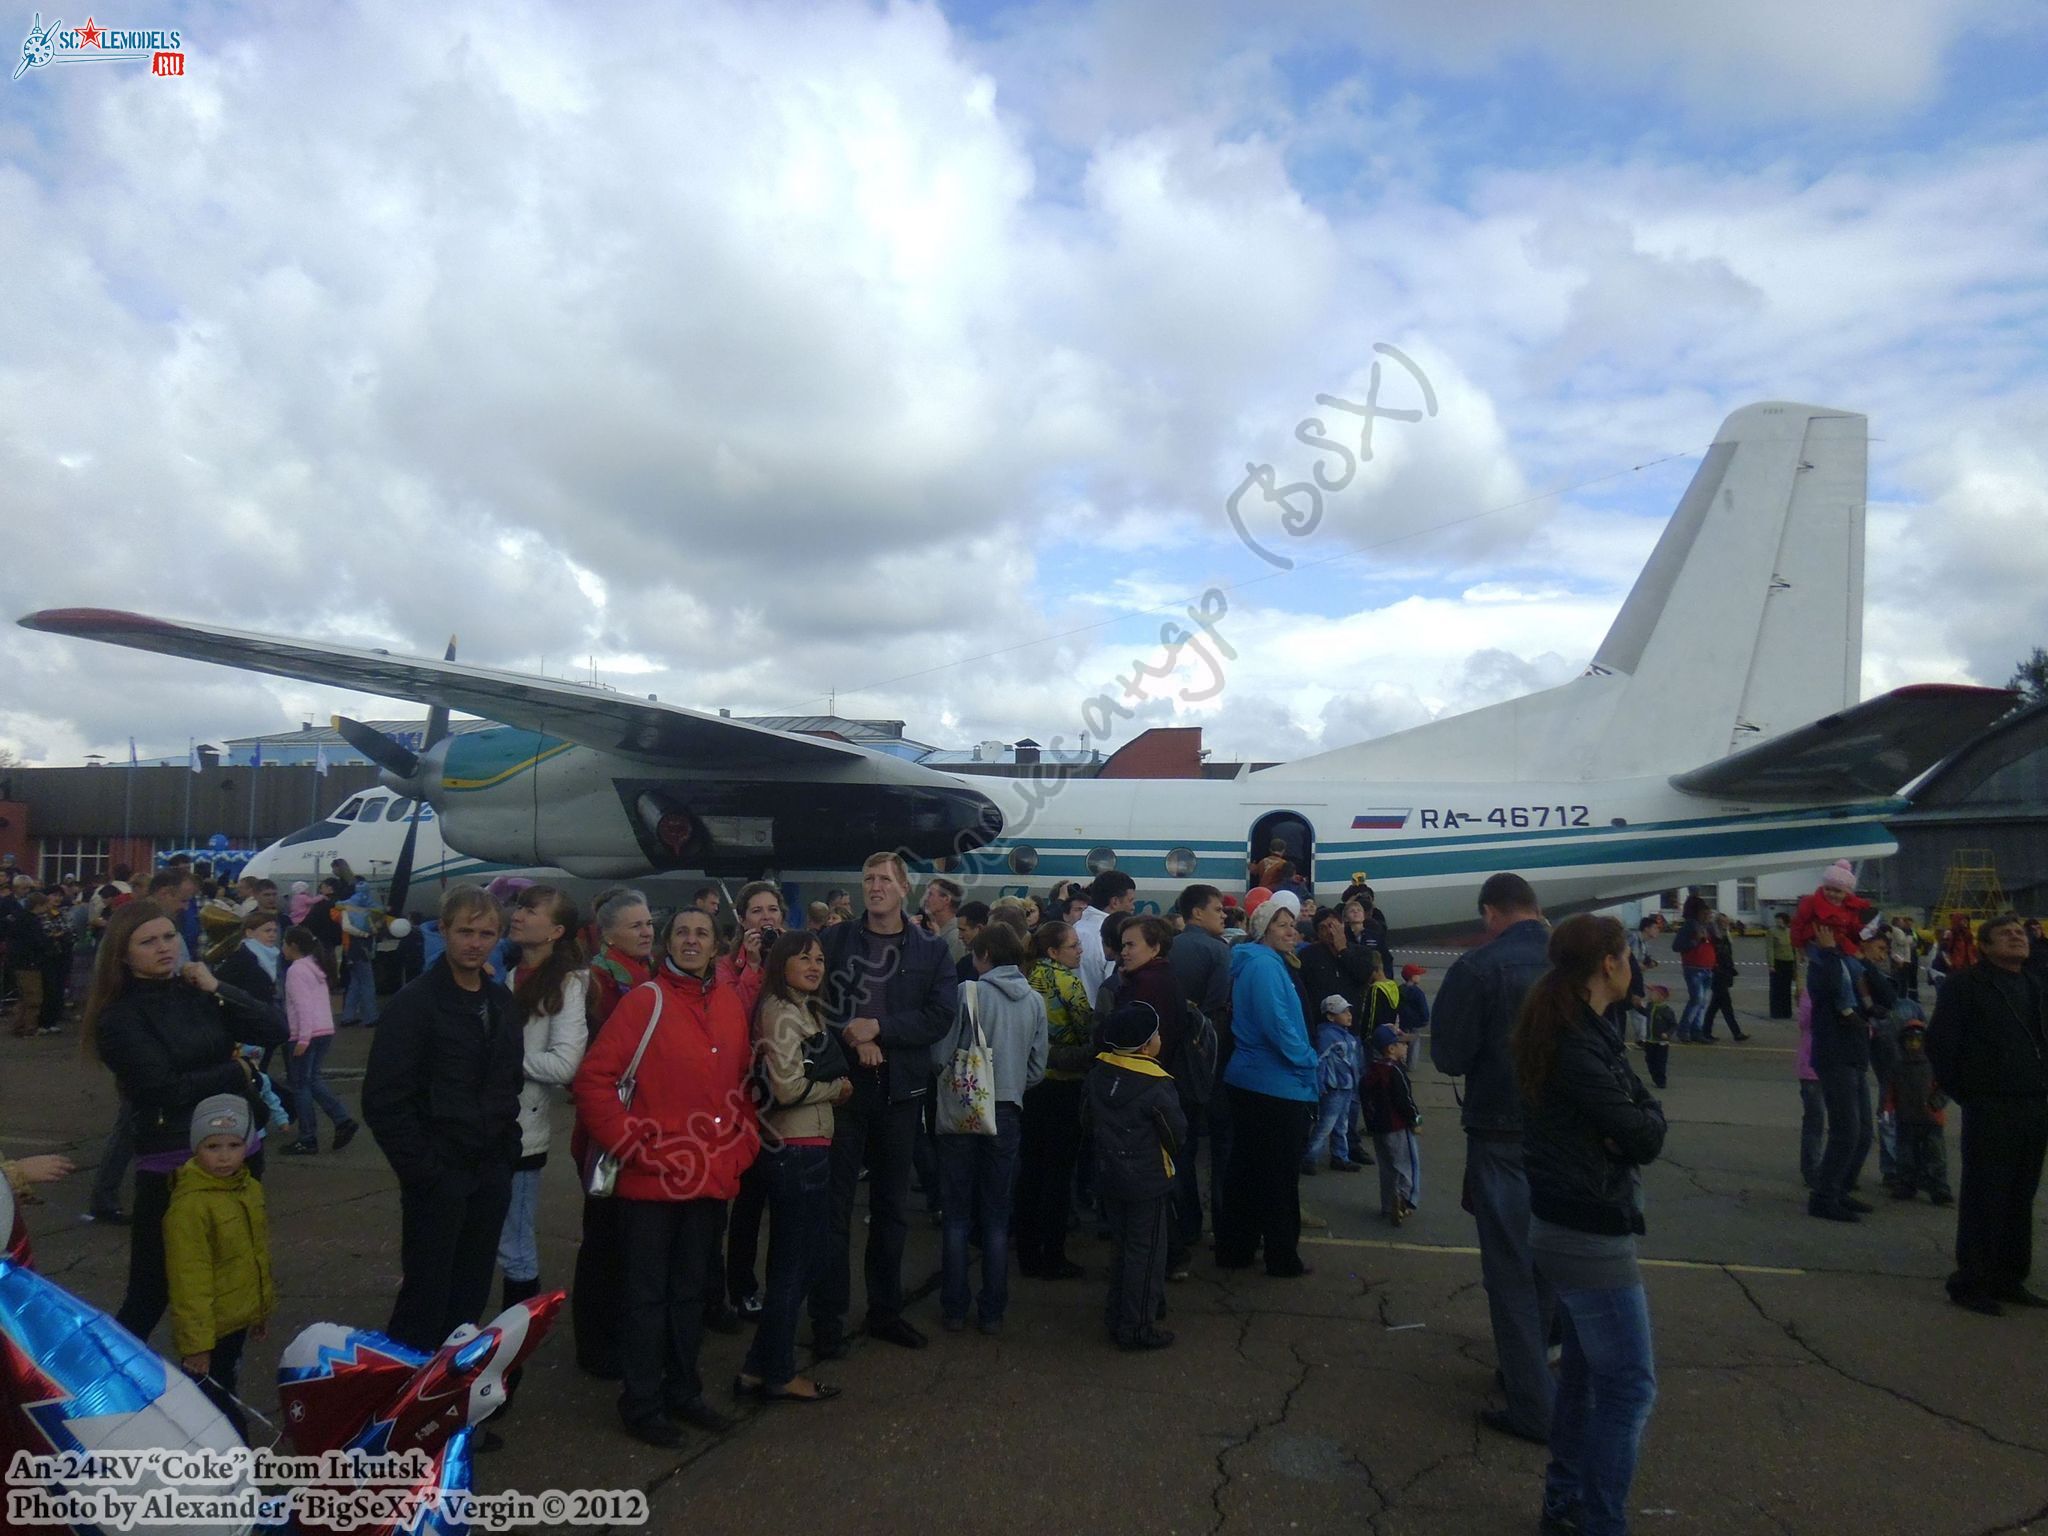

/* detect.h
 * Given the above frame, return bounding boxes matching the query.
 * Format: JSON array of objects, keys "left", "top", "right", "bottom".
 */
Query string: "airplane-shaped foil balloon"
[
  {"left": 276, "top": 1290, "right": 563, "bottom": 1536},
  {"left": 0, "top": 1181, "right": 257, "bottom": 1536}
]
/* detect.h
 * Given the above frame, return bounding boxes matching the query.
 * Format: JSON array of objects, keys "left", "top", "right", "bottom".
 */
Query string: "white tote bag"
[{"left": 934, "top": 980, "right": 998, "bottom": 1137}]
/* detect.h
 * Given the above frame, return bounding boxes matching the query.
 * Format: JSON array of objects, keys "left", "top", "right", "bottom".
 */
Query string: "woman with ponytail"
[{"left": 1511, "top": 914, "right": 1666, "bottom": 1536}]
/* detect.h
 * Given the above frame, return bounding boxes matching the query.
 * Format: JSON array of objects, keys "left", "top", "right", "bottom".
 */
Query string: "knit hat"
[
  {"left": 1401, "top": 964, "right": 1425, "bottom": 981},
  {"left": 190, "top": 1093, "right": 253, "bottom": 1150},
  {"left": 1100, "top": 1001, "right": 1162, "bottom": 1053},
  {"left": 1821, "top": 860, "right": 1857, "bottom": 893},
  {"left": 1321, "top": 994, "right": 1352, "bottom": 1019},
  {"left": 1247, "top": 889, "right": 1301, "bottom": 942},
  {"left": 1371, "top": 1024, "right": 1403, "bottom": 1052}
]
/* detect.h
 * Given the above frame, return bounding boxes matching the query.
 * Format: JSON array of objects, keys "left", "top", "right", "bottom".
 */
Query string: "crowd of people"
[{"left": 5, "top": 847, "right": 2047, "bottom": 1536}]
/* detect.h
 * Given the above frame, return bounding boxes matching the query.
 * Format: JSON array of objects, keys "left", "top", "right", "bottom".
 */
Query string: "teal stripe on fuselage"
[{"left": 961, "top": 815, "right": 1894, "bottom": 882}]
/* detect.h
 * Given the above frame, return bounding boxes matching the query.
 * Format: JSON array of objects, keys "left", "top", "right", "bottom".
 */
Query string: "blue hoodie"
[{"left": 1226, "top": 942, "right": 1319, "bottom": 1102}]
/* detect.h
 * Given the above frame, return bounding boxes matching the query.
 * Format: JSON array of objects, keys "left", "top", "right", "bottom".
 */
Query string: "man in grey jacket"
[{"left": 1430, "top": 872, "right": 1555, "bottom": 1445}]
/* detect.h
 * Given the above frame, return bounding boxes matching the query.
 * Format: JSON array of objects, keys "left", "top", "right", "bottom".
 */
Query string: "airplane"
[{"left": 19, "top": 400, "right": 2018, "bottom": 934}]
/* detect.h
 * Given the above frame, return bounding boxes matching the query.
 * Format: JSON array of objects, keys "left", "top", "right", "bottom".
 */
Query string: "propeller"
[{"left": 343, "top": 635, "right": 457, "bottom": 920}]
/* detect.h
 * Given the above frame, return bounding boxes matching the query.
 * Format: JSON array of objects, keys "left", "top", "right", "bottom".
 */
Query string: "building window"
[
  {"left": 1735, "top": 878, "right": 1759, "bottom": 914},
  {"left": 1165, "top": 847, "right": 1198, "bottom": 877},
  {"left": 1007, "top": 845, "right": 1040, "bottom": 876},
  {"left": 40, "top": 835, "right": 112, "bottom": 887},
  {"left": 1085, "top": 847, "right": 1118, "bottom": 874}
]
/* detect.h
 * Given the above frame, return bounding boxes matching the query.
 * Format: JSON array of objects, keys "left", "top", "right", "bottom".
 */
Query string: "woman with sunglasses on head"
[{"left": 734, "top": 930, "right": 852, "bottom": 1403}]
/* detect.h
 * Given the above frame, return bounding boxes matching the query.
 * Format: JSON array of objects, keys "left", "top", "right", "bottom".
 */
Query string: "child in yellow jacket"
[{"left": 164, "top": 1093, "right": 275, "bottom": 1442}]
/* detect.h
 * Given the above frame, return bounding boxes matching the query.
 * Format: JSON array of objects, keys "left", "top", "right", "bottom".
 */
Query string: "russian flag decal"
[{"left": 1350, "top": 809, "right": 1410, "bottom": 830}]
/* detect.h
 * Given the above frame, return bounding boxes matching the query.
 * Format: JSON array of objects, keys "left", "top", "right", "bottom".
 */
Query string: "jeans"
[
  {"left": 388, "top": 1159, "right": 513, "bottom": 1352},
  {"left": 1374, "top": 1129, "right": 1419, "bottom": 1214},
  {"left": 342, "top": 954, "right": 379, "bottom": 1025},
  {"left": 939, "top": 1103, "right": 1023, "bottom": 1326},
  {"left": 1542, "top": 1282, "right": 1657, "bottom": 1536},
  {"left": 1215, "top": 1086, "right": 1313, "bottom": 1276},
  {"left": 1677, "top": 967, "right": 1713, "bottom": 1040},
  {"left": 812, "top": 1077, "right": 920, "bottom": 1338},
  {"left": 496, "top": 1167, "right": 543, "bottom": 1284},
  {"left": 1308, "top": 1089, "right": 1355, "bottom": 1165},
  {"left": 1813, "top": 1064, "right": 1873, "bottom": 1206},
  {"left": 90, "top": 1097, "right": 134, "bottom": 1216},
  {"left": 1015, "top": 1077, "right": 1084, "bottom": 1272},
  {"left": 289, "top": 1035, "right": 354, "bottom": 1143},
  {"left": 617, "top": 1196, "right": 722, "bottom": 1422},
  {"left": 1466, "top": 1134, "right": 1556, "bottom": 1437},
  {"left": 742, "top": 1145, "right": 832, "bottom": 1389},
  {"left": 1798, "top": 1079, "right": 1826, "bottom": 1190}
]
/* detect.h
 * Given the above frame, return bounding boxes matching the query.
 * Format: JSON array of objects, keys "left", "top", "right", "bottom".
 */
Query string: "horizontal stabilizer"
[{"left": 1668, "top": 685, "right": 2015, "bottom": 801}]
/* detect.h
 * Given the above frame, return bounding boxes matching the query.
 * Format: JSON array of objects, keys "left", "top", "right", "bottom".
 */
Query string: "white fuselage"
[{"left": 243, "top": 767, "right": 1897, "bottom": 934}]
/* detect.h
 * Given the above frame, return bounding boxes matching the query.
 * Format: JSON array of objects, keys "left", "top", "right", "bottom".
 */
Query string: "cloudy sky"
[{"left": 4, "top": 0, "right": 2045, "bottom": 769}]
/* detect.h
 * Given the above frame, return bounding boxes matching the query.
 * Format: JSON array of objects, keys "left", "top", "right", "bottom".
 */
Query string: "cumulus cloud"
[{"left": 2, "top": 0, "right": 2044, "bottom": 789}]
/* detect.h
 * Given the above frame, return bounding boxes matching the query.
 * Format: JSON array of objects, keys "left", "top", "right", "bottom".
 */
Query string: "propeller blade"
[
  {"left": 388, "top": 800, "right": 423, "bottom": 916},
  {"left": 333, "top": 715, "right": 420, "bottom": 780},
  {"left": 422, "top": 636, "right": 455, "bottom": 753}
]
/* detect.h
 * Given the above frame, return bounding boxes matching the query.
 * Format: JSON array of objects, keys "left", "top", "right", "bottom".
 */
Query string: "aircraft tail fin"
[{"left": 1261, "top": 401, "right": 1868, "bottom": 784}]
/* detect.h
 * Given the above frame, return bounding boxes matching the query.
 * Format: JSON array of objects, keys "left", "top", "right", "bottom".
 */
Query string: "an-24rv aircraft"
[{"left": 21, "top": 401, "right": 2015, "bottom": 932}]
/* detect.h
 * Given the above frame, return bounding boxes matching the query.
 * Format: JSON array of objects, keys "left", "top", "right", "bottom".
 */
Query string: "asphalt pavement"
[{"left": 5, "top": 942, "right": 2044, "bottom": 1536}]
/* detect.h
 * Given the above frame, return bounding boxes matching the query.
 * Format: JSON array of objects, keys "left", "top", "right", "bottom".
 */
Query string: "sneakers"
[
  {"left": 1329, "top": 1158, "right": 1364, "bottom": 1173},
  {"left": 84, "top": 1208, "right": 129, "bottom": 1226},
  {"left": 1299, "top": 1210, "right": 1329, "bottom": 1230},
  {"left": 332, "top": 1121, "right": 359, "bottom": 1151},
  {"left": 280, "top": 1141, "right": 318, "bottom": 1156},
  {"left": 1808, "top": 1199, "right": 1859, "bottom": 1223}
]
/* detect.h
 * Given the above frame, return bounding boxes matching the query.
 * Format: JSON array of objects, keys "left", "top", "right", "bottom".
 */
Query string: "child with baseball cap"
[
  {"left": 1359, "top": 1025, "right": 1422, "bottom": 1224},
  {"left": 162, "top": 1093, "right": 275, "bottom": 1441},
  {"left": 1305, "top": 995, "right": 1364, "bottom": 1175},
  {"left": 1088, "top": 1002, "right": 1186, "bottom": 1351}
]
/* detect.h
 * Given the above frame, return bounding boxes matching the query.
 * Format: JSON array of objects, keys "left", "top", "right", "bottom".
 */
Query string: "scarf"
[{"left": 243, "top": 938, "right": 282, "bottom": 981}]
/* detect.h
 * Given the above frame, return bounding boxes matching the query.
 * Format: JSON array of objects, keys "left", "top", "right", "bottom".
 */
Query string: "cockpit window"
[{"left": 333, "top": 798, "right": 364, "bottom": 822}]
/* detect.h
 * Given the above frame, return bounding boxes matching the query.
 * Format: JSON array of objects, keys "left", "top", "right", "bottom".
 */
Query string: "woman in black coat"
[
  {"left": 1705, "top": 916, "right": 1750, "bottom": 1043},
  {"left": 1512, "top": 915, "right": 1666, "bottom": 1536},
  {"left": 84, "top": 901, "right": 286, "bottom": 1341}
]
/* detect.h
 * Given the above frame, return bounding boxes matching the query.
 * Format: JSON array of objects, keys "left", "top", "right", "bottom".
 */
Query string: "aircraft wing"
[
  {"left": 1668, "top": 684, "right": 2017, "bottom": 801},
  {"left": 18, "top": 608, "right": 874, "bottom": 769}
]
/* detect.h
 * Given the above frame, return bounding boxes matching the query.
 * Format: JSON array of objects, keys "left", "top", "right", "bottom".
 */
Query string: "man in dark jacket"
[
  {"left": 809, "top": 852, "right": 959, "bottom": 1356},
  {"left": 362, "top": 885, "right": 523, "bottom": 1353},
  {"left": 1927, "top": 914, "right": 2048, "bottom": 1316},
  {"left": 1171, "top": 885, "right": 1234, "bottom": 1252},
  {"left": 1299, "top": 909, "right": 1376, "bottom": 1022},
  {"left": 1429, "top": 872, "right": 1554, "bottom": 1445}
]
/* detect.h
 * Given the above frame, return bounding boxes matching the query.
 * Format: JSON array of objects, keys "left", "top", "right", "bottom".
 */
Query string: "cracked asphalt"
[{"left": 6, "top": 948, "right": 2045, "bottom": 1535}]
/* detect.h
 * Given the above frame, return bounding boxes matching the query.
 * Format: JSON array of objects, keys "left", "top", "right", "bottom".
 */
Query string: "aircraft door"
[{"left": 1248, "top": 811, "right": 1315, "bottom": 890}]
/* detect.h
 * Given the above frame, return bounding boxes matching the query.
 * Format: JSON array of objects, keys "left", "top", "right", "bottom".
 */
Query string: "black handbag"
[{"left": 803, "top": 1023, "right": 851, "bottom": 1085}]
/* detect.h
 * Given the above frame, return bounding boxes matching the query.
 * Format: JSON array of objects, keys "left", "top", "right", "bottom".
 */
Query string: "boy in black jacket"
[{"left": 1087, "top": 1002, "right": 1185, "bottom": 1352}]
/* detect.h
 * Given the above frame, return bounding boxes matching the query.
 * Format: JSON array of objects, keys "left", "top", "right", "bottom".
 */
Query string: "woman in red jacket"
[{"left": 572, "top": 907, "right": 759, "bottom": 1449}]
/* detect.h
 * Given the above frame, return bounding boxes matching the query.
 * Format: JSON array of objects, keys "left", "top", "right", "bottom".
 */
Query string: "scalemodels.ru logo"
[{"left": 14, "top": 12, "right": 184, "bottom": 79}]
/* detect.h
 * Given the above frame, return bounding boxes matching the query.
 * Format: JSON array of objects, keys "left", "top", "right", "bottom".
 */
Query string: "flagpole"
[
  {"left": 182, "top": 737, "right": 193, "bottom": 855},
  {"left": 123, "top": 736, "right": 135, "bottom": 851},
  {"left": 248, "top": 743, "right": 260, "bottom": 846}
]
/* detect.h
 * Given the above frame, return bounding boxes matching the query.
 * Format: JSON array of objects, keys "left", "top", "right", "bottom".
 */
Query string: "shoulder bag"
[
  {"left": 934, "top": 980, "right": 997, "bottom": 1136},
  {"left": 581, "top": 984, "right": 664, "bottom": 1198}
]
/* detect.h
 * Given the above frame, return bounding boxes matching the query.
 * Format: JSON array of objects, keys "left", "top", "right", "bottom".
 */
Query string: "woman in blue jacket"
[{"left": 1215, "top": 891, "right": 1320, "bottom": 1277}]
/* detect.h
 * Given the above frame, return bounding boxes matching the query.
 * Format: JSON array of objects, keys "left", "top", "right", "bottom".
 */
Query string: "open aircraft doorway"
[{"left": 1248, "top": 811, "right": 1315, "bottom": 888}]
